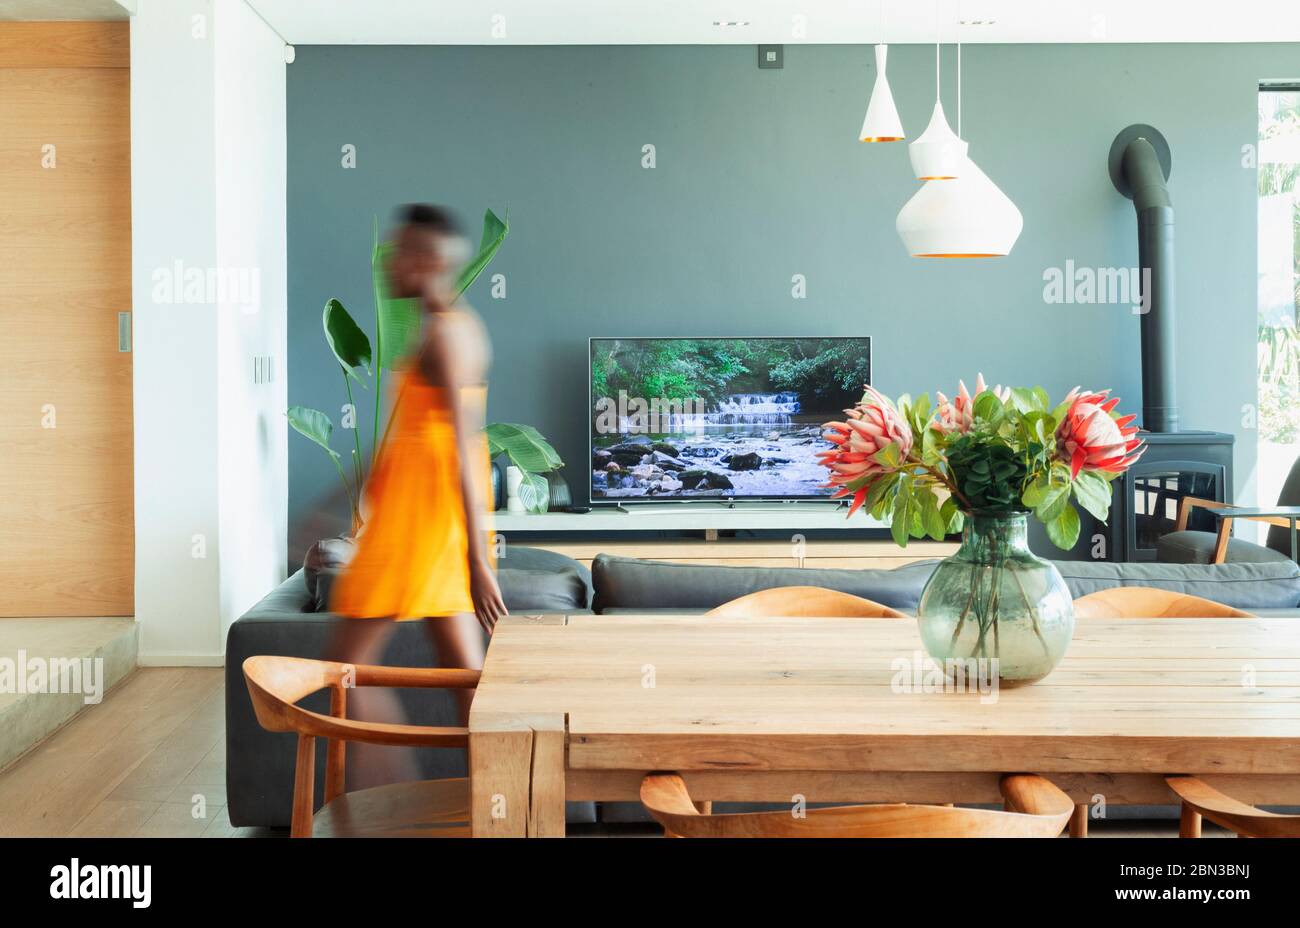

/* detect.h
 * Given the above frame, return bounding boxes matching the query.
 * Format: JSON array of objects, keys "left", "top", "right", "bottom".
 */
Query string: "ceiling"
[{"left": 244, "top": 0, "right": 1300, "bottom": 45}]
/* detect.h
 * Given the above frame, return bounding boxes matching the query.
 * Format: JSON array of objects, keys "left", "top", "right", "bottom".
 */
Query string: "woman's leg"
[
  {"left": 424, "top": 613, "right": 486, "bottom": 725},
  {"left": 324, "top": 617, "right": 418, "bottom": 789}
]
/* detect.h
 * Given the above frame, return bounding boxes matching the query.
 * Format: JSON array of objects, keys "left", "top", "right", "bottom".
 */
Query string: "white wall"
[
  {"left": 131, "top": 0, "right": 287, "bottom": 663},
  {"left": 214, "top": 0, "right": 288, "bottom": 644}
]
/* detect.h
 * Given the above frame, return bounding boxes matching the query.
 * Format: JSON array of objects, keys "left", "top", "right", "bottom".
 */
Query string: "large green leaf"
[
  {"left": 454, "top": 208, "right": 509, "bottom": 299},
  {"left": 372, "top": 230, "right": 422, "bottom": 371},
  {"left": 322, "top": 299, "right": 371, "bottom": 382},
  {"left": 1044, "top": 504, "right": 1082, "bottom": 550},
  {"left": 516, "top": 471, "right": 550, "bottom": 514},
  {"left": 1072, "top": 470, "right": 1113, "bottom": 522},
  {"left": 286, "top": 406, "right": 340, "bottom": 461},
  {"left": 486, "top": 423, "right": 563, "bottom": 473}
]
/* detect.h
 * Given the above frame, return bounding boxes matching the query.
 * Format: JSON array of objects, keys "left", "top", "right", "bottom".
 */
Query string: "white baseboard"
[{"left": 137, "top": 653, "right": 226, "bottom": 667}]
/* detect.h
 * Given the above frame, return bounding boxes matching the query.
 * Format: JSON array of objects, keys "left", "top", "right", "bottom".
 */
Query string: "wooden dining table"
[{"left": 467, "top": 613, "right": 1300, "bottom": 837}]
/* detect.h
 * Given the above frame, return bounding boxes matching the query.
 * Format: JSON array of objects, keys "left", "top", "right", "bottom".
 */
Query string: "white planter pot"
[{"left": 505, "top": 465, "right": 526, "bottom": 513}]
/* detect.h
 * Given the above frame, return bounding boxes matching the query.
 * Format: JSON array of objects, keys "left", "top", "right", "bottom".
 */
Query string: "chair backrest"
[
  {"left": 1072, "top": 586, "right": 1254, "bottom": 619},
  {"left": 640, "top": 772, "right": 1073, "bottom": 838},
  {"left": 705, "top": 586, "right": 908, "bottom": 618},
  {"left": 243, "top": 655, "right": 347, "bottom": 735},
  {"left": 1267, "top": 454, "right": 1300, "bottom": 556},
  {"left": 1166, "top": 776, "right": 1300, "bottom": 838}
]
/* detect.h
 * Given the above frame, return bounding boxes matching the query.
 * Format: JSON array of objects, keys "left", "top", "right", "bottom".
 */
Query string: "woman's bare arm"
[{"left": 418, "top": 314, "right": 507, "bottom": 630}]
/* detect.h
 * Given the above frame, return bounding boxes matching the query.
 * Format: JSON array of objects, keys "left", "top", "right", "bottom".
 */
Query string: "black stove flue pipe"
[{"left": 1109, "top": 124, "right": 1178, "bottom": 433}]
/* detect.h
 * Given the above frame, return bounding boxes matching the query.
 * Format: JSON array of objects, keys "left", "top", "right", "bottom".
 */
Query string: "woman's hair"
[{"left": 399, "top": 203, "right": 460, "bottom": 235}]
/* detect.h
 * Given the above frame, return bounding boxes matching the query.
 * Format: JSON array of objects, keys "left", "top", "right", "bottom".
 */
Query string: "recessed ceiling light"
[{"left": 712, "top": 21, "right": 752, "bottom": 27}]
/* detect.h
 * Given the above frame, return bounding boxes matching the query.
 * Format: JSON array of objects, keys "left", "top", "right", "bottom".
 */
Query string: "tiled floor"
[{"left": 0, "top": 667, "right": 1218, "bottom": 838}]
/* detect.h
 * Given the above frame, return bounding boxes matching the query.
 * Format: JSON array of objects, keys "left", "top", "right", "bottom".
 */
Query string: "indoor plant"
[
  {"left": 819, "top": 376, "right": 1145, "bottom": 683},
  {"left": 287, "top": 210, "right": 564, "bottom": 527}
]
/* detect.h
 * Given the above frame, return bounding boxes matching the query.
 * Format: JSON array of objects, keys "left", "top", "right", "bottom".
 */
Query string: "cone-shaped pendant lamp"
[
  {"left": 859, "top": 44, "right": 904, "bottom": 142},
  {"left": 896, "top": 154, "right": 1023, "bottom": 257}
]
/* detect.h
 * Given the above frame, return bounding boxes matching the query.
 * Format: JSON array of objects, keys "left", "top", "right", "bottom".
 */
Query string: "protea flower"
[
  {"left": 933, "top": 373, "right": 1011, "bottom": 434},
  {"left": 817, "top": 385, "right": 912, "bottom": 515},
  {"left": 1055, "top": 387, "right": 1145, "bottom": 478}
]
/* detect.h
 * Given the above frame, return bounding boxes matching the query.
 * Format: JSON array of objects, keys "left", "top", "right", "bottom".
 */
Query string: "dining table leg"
[{"left": 469, "top": 711, "right": 567, "bottom": 837}]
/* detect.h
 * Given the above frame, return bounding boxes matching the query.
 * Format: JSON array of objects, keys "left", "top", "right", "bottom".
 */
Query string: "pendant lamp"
[
  {"left": 859, "top": 44, "right": 904, "bottom": 142},
  {"left": 896, "top": 154, "right": 1023, "bottom": 256},
  {"left": 897, "top": 41, "right": 1023, "bottom": 257}
]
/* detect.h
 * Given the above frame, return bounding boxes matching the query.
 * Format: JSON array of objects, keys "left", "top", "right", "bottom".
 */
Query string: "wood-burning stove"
[{"left": 1032, "top": 127, "right": 1237, "bottom": 562}]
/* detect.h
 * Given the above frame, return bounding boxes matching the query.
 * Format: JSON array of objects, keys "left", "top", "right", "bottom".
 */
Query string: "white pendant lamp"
[
  {"left": 859, "top": 44, "right": 904, "bottom": 142},
  {"left": 908, "top": 7, "right": 966, "bottom": 181},
  {"left": 897, "top": 39, "right": 1022, "bottom": 258},
  {"left": 908, "top": 99, "right": 967, "bottom": 179},
  {"left": 896, "top": 154, "right": 1023, "bottom": 257}
]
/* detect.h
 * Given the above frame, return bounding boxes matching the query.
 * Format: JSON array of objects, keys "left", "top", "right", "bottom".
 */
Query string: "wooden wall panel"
[
  {"left": 0, "top": 22, "right": 128, "bottom": 69},
  {"left": 0, "top": 25, "right": 133, "bottom": 616}
]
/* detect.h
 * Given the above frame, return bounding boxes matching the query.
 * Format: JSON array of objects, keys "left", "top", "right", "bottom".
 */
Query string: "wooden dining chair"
[
  {"left": 1071, "top": 587, "right": 1255, "bottom": 620},
  {"left": 1166, "top": 776, "right": 1300, "bottom": 838},
  {"left": 1066, "top": 588, "right": 1254, "bottom": 837},
  {"left": 640, "top": 772, "right": 1074, "bottom": 838},
  {"left": 706, "top": 586, "right": 908, "bottom": 618},
  {"left": 243, "top": 655, "right": 479, "bottom": 838}
]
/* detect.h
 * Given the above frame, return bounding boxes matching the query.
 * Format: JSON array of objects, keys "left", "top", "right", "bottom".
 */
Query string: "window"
[{"left": 1257, "top": 84, "right": 1300, "bottom": 521}]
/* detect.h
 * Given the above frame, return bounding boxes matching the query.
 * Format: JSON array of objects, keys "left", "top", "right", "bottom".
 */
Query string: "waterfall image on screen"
[{"left": 589, "top": 337, "right": 872, "bottom": 501}]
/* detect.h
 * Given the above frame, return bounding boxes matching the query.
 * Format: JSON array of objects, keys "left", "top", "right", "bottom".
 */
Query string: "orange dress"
[{"left": 330, "top": 371, "right": 493, "bottom": 620}]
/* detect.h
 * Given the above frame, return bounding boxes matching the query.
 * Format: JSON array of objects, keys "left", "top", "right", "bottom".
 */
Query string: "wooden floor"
[
  {"left": 0, "top": 667, "right": 260, "bottom": 837},
  {"left": 0, "top": 667, "right": 1211, "bottom": 838}
]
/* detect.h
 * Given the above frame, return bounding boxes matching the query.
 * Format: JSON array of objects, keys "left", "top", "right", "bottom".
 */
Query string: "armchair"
[{"left": 1158, "top": 455, "right": 1300, "bottom": 565}]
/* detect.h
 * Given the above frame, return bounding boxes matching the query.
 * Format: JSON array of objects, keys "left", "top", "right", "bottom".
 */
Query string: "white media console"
[{"left": 489, "top": 504, "right": 956, "bottom": 569}]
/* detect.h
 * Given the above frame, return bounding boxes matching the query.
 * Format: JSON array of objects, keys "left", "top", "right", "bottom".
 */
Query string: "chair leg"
[
  {"left": 1179, "top": 804, "right": 1202, "bottom": 838},
  {"left": 291, "top": 734, "right": 316, "bottom": 838},
  {"left": 1069, "top": 803, "right": 1089, "bottom": 838}
]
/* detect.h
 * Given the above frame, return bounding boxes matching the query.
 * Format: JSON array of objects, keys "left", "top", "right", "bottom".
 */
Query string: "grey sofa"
[
  {"left": 224, "top": 545, "right": 596, "bottom": 828},
  {"left": 227, "top": 546, "right": 1300, "bottom": 829}
]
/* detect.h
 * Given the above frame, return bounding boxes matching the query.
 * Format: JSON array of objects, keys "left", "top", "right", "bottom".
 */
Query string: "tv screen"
[{"left": 589, "top": 336, "right": 872, "bottom": 502}]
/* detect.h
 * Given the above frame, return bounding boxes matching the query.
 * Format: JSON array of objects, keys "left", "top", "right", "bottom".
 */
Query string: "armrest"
[
  {"left": 1175, "top": 496, "right": 1230, "bottom": 532},
  {"left": 1210, "top": 505, "right": 1300, "bottom": 522},
  {"left": 353, "top": 665, "right": 481, "bottom": 690},
  {"left": 1165, "top": 775, "right": 1298, "bottom": 837},
  {"left": 301, "top": 708, "right": 469, "bottom": 748}
]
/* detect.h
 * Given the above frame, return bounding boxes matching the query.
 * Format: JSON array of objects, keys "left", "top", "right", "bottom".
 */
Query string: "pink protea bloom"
[
  {"left": 1055, "top": 387, "right": 1145, "bottom": 478},
  {"left": 933, "top": 372, "right": 1011, "bottom": 434},
  {"left": 817, "top": 385, "right": 913, "bottom": 515}
]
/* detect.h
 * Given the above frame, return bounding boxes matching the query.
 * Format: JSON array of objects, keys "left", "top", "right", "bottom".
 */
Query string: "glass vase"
[{"left": 916, "top": 511, "right": 1074, "bottom": 685}]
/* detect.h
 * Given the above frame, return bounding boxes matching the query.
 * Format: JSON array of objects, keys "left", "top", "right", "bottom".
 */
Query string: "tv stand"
[{"left": 489, "top": 506, "right": 956, "bottom": 568}]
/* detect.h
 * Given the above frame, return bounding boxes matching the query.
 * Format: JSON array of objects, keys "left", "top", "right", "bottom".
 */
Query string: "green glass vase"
[{"left": 916, "top": 511, "right": 1074, "bottom": 685}]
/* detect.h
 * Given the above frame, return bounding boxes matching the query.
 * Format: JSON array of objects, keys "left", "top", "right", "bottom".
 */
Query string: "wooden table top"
[{"left": 469, "top": 614, "right": 1300, "bottom": 775}]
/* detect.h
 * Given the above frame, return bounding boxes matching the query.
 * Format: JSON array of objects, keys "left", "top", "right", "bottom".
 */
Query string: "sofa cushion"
[
  {"left": 303, "top": 539, "right": 592, "bottom": 613},
  {"left": 592, "top": 555, "right": 940, "bottom": 613},
  {"left": 1051, "top": 559, "right": 1300, "bottom": 610},
  {"left": 1156, "top": 530, "right": 1294, "bottom": 565}
]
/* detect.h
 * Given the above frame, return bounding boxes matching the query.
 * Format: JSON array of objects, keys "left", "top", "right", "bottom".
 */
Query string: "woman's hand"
[{"left": 470, "top": 556, "right": 507, "bottom": 633}]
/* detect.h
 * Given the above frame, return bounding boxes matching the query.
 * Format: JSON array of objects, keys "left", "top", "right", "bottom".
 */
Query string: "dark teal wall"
[{"left": 287, "top": 42, "right": 1297, "bottom": 541}]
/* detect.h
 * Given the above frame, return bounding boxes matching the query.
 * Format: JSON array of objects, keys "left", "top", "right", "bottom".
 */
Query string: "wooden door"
[{"left": 0, "top": 23, "right": 132, "bottom": 616}]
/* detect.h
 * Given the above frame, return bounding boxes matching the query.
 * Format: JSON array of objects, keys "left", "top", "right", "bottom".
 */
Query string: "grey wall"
[{"left": 287, "top": 42, "right": 1297, "bottom": 548}]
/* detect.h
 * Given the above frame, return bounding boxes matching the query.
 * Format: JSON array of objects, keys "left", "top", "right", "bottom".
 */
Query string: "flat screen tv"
[{"left": 589, "top": 336, "right": 872, "bottom": 503}]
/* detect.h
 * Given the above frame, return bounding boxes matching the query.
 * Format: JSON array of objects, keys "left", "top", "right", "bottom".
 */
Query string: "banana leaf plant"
[
  {"left": 288, "top": 208, "right": 531, "bottom": 531},
  {"left": 486, "top": 422, "right": 565, "bottom": 513}
]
